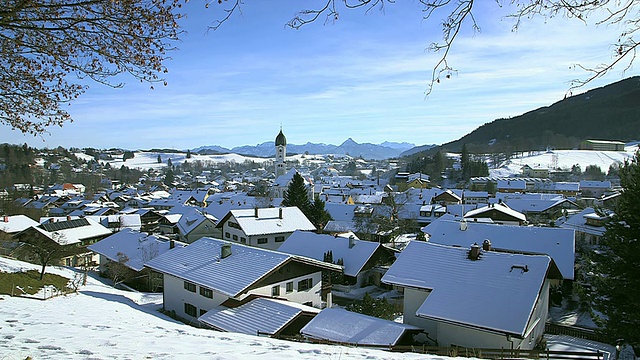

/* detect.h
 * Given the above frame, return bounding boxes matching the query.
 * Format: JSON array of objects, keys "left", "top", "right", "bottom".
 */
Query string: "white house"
[
  {"left": 175, "top": 207, "right": 219, "bottom": 243},
  {"left": 144, "top": 237, "right": 341, "bottom": 323},
  {"left": 215, "top": 207, "right": 316, "bottom": 250},
  {"left": 382, "top": 241, "right": 561, "bottom": 350}
]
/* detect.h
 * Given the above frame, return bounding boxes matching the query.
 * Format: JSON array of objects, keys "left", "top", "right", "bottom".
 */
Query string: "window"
[
  {"left": 275, "top": 236, "right": 285, "bottom": 243},
  {"left": 257, "top": 237, "right": 268, "bottom": 244},
  {"left": 271, "top": 285, "right": 280, "bottom": 297},
  {"left": 184, "top": 303, "right": 197, "bottom": 317},
  {"left": 240, "top": 237, "right": 246, "bottom": 243},
  {"left": 232, "top": 234, "right": 238, "bottom": 241},
  {"left": 225, "top": 232, "right": 230, "bottom": 238},
  {"left": 199, "top": 287, "right": 213, "bottom": 299},
  {"left": 184, "top": 281, "right": 196, "bottom": 292},
  {"left": 228, "top": 221, "right": 240, "bottom": 229},
  {"left": 285, "top": 281, "right": 293, "bottom": 293},
  {"left": 298, "top": 278, "right": 313, "bottom": 291}
]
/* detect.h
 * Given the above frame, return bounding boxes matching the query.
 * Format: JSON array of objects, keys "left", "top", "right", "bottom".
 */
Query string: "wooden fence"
[
  {"left": 545, "top": 323, "right": 607, "bottom": 343},
  {"left": 393, "top": 346, "right": 604, "bottom": 359}
]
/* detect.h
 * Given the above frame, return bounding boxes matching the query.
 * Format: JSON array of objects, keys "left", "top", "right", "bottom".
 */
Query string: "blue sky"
[{"left": 1, "top": 1, "right": 633, "bottom": 150}]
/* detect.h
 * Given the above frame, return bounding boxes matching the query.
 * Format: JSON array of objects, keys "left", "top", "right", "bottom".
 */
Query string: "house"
[
  {"left": 277, "top": 230, "right": 396, "bottom": 288},
  {"left": 13, "top": 217, "right": 112, "bottom": 266},
  {"left": 497, "top": 179, "right": 527, "bottom": 193},
  {"left": 560, "top": 207, "right": 610, "bottom": 246},
  {"left": 144, "top": 237, "right": 341, "bottom": 323},
  {"left": 579, "top": 180, "right": 612, "bottom": 198},
  {"left": 216, "top": 207, "right": 316, "bottom": 250},
  {"left": 382, "top": 241, "right": 562, "bottom": 350},
  {"left": 433, "top": 189, "right": 462, "bottom": 205},
  {"left": 176, "top": 207, "right": 219, "bottom": 243},
  {"left": 300, "top": 308, "right": 422, "bottom": 347},
  {"left": 463, "top": 202, "right": 527, "bottom": 225},
  {"left": 500, "top": 198, "right": 580, "bottom": 225},
  {"left": 118, "top": 207, "right": 163, "bottom": 233},
  {"left": 423, "top": 216, "right": 575, "bottom": 281},
  {"left": 199, "top": 297, "right": 320, "bottom": 337},
  {"left": 521, "top": 165, "right": 550, "bottom": 178},
  {"left": 0, "top": 215, "right": 40, "bottom": 256},
  {"left": 87, "top": 228, "right": 185, "bottom": 291}
]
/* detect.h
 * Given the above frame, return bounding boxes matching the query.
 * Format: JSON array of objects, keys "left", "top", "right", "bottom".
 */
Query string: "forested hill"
[{"left": 431, "top": 76, "right": 640, "bottom": 154}]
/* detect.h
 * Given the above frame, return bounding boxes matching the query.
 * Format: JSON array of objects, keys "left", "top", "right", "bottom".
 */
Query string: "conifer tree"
[
  {"left": 281, "top": 172, "right": 311, "bottom": 213},
  {"left": 592, "top": 152, "right": 640, "bottom": 349}
]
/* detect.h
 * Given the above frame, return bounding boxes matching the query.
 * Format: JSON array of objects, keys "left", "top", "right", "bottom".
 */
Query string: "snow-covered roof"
[
  {"left": 176, "top": 207, "right": 217, "bottom": 236},
  {"left": 88, "top": 229, "right": 183, "bottom": 271},
  {"left": 423, "top": 218, "right": 575, "bottom": 280},
  {"left": 278, "top": 230, "right": 383, "bottom": 277},
  {"left": 497, "top": 179, "right": 527, "bottom": 190},
  {"left": 199, "top": 297, "right": 319, "bottom": 336},
  {"left": 300, "top": 308, "right": 421, "bottom": 346},
  {"left": 383, "top": 241, "right": 558, "bottom": 337},
  {"left": 145, "top": 237, "right": 339, "bottom": 297},
  {"left": 219, "top": 207, "right": 316, "bottom": 236},
  {"left": 464, "top": 203, "right": 527, "bottom": 222},
  {"left": 502, "top": 198, "right": 576, "bottom": 214},
  {"left": 0, "top": 215, "right": 39, "bottom": 234},
  {"left": 560, "top": 207, "right": 607, "bottom": 237},
  {"left": 579, "top": 180, "right": 612, "bottom": 189},
  {"left": 25, "top": 217, "right": 112, "bottom": 245}
]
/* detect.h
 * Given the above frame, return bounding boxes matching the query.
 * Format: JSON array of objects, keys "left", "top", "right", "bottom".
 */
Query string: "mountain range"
[{"left": 193, "top": 138, "right": 422, "bottom": 160}]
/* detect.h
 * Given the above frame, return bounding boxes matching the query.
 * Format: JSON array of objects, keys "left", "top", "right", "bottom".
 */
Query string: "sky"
[{"left": 1, "top": 1, "right": 635, "bottom": 150}]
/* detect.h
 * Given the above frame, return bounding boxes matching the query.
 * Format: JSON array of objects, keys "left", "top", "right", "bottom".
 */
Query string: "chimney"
[
  {"left": 254, "top": 207, "right": 259, "bottom": 218},
  {"left": 279, "top": 207, "right": 283, "bottom": 219},
  {"left": 482, "top": 239, "right": 491, "bottom": 251},
  {"left": 169, "top": 240, "right": 175, "bottom": 249},
  {"left": 2, "top": 216, "right": 8, "bottom": 222},
  {"left": 221, "top": 243, "right": 232, "bottom": 259},
  {"left": 469, "top": 243, "right": 480, "bottom": 260},
  {"left": 348, "top": 235, "right": 356, "bottom": 249},
  {"left": 66, "top": 215, "right": 71, "bottom": 221}
]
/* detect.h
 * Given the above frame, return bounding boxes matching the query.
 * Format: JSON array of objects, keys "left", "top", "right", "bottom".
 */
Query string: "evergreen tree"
[
  {"left": 163, "top": 168, "right": 174, "bottom": 186},
  {"left": 592, "top": 152, "right": 640, "bottom": 349},
  {"left": 157, "top": 154, "right": 162, "bottom": 163},
  {"left": 281, "top": 172, "right": 311, "bottom": 213},
  {"left": 167, "top": 158, "right": 172, "bottom": 168},
  {"left": 186, "top": 149, "right": 191, "bottom": 159},
  {"left": 307, "top": 195, "right": 333, "bottom": 230}
]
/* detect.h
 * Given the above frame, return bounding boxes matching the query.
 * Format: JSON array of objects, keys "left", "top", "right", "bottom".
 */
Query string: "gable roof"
[
  {"left": 423, "top": 218, "right": 575, "bottom": 280},
  {"left": 300, "top": 308, "right": 421, "bottom": 346},
  {"left": 464, "top": 203, "right": 527, "bottom": 223},
  {"left": 0, "top": 215, "right": 39, "bottom": 234},
  {"left": 277, "top": 230, "right": 386, "bottom": 277},
  {"left": 145, "top": 237, "right": 340, "bottom": 297},
  {"left": 382, "top": 241, "right": 559, "bottom": 337},
  {"left": 502, "top": 198, "right": 578, "bottom": 214},
  {"left": 176, "top": 207, "right": 217, "bottom": 236},
  {"left": 23, "top": 217, "right": 112, "bottom": 245},
  {"left": 88, "top": 228, "right": 183, "bottom": 271},
  {"left": 216, "top": 207, "right": 315, "bottom": 236},
  {"left": 198, "top": 297, "right": 319, "bottom": 336}
]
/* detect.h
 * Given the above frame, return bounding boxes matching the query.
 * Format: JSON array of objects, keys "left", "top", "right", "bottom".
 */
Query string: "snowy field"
[
  {"left": 490, "top": 146, "right": 638, "bottom": 178},
  {"left": 87, "top": 151, "right": 272, "bottom": 171},
  {"left": 0, "top": 257, "right": 444, "bottom": 360}
]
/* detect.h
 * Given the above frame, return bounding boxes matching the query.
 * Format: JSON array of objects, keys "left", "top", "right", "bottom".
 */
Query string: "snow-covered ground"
[
  {"left": 0, "top": 257, "right": 440, "bottom": 360},
  {"left": 490, "top": 147, "right": 638, "bottom": 178},
  {"left": 97, "top": 151, "right": 271, "bottom": 171},
  {"left": 0, "top": 256, "right": 620, "bottom": 359}
]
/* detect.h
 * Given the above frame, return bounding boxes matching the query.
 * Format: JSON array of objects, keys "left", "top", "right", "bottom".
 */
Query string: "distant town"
[{"left": 1, "top": 132, "right": 638, "bottom": 358}]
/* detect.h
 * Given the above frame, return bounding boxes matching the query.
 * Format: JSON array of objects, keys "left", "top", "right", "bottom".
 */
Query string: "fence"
[
  {"left": 545, "top": 323, "right": 608, "bottom": 343},
  {"left": 393, "top": 346, "right": 604, "bottom": 359}
]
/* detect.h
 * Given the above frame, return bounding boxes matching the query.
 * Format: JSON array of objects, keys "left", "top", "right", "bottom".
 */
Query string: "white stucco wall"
[
  {"left": 248, "top": 271, "right": 324, "bottom": 308},
  {"left": 162, "top": 274, "right": 229, "bottom": 322}
]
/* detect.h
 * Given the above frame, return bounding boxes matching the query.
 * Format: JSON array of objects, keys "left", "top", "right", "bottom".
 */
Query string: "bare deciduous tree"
[{"left": 1, "top": 0, "right": 182, "bottom": 135}]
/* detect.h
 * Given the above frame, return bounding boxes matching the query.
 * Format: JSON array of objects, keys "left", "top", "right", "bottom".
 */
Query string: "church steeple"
[{"left": 275, "top": 128, "right": 287, "bottom": 178}]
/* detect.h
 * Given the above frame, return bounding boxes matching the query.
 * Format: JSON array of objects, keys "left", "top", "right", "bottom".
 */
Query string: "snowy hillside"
[
  {"left": 490, "top": 146, "right": 638, "bottom": 178},
  {"left": 99, "top": 151, "right": 271, "bottom": 171},
  {"left": 0, "top": 257, "right": 433, "bottom": 360}
]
